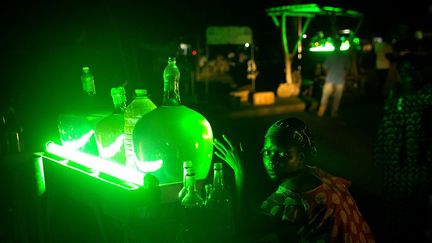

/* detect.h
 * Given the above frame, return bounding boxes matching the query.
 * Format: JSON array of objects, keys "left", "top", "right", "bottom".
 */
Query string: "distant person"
[
  {"left": 374, "top": 38, "right": 432, "bottom": 242},
  {"left": 230, "top": 52, "right": 249, "bottom": 89},
  {"left": 373, "top": 37, "right": 393, "bottom": 98},
  {"left": 317, "top": 40, "right": 351, "bottom": 118},
  {"left": 214, "top": 117, "right": 376, "bottom": 242}
]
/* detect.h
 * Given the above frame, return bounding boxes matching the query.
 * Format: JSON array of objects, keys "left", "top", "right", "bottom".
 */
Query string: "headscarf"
[{"left": 265, "top": 117, "right": 317, "bottom": 159}]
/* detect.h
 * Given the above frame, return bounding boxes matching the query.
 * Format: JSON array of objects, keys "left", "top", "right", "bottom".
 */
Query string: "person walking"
[{"left": 317, "top": 39, "right": 351, "bottom": 118}]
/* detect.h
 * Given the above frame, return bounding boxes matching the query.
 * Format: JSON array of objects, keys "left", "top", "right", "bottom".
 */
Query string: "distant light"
[
  {"left": 302, "top": 34, "right": 307, "bottom": 39},
  {"left": 363, "top": 43, "right": 373, "bottom": 52},
  {"left": 373, "top": 37, "right": 383, "bottom": 43},
  {"left": 309, "top": 42, "right": 350, "bottom": 52},
  {"left": 415, "top": 30, "right": 423, "bottom": 40},
  {"left": 179, "top": 43, "right": 191, "bottom": 56},
  {"left": 244, "top": 42, "right": 250, "bottom": 48},
  {"left": 341, "top": 29, "right": 351, "bottom": 34},
  {"left": 191, "top": 49, "right": 198, "bottom": 56},
  {"left": 310, "top": 42, "right": 335, "bottom": 52},
  {"left": 353, "top": 37, "right": 360, "bottom": 44},
  {"left": 340, "top": 41, "right": 350, "bottom": 51}
]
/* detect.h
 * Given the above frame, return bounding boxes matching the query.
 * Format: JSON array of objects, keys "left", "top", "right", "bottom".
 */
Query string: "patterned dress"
[
  {"left": 374, "top": 84, "right": 432, "bottom": 242},
  {"left": 260, "top": 166, "right": 376, "bottom": 243}
]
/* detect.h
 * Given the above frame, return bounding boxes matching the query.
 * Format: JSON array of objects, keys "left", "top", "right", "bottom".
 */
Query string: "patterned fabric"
[
  {"left": 260, "top": 166, "right": 376, "bottom": 243},
  {"left": 374, "top": 84, "right": 432, "bottom": 242}
]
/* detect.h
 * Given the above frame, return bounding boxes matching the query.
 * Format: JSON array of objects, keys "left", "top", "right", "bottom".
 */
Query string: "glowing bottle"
[
  {"left": 133, "top": 57, "right": 213, "bottom": 184},
  {"left": 123, "top": 89, "right": 157, "bottom": 169},
  {"left": 94, "top": 86, "right": 127, "bottom": 164},
  {"left": 81, "top": 66, "right": 96, "bottom": 96},
  {"left": 58, "top": 66, "right": 108, "bottom": 155}
]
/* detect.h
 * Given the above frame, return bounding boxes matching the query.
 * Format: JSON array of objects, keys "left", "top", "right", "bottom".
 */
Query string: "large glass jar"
[{"left": 133, "top": 57, "right": 213, "bottom": 184}]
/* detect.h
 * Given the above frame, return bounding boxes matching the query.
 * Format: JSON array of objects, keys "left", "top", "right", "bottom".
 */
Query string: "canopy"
[{"left": 206, "top": 26, "right": 253, "bottom": 45}]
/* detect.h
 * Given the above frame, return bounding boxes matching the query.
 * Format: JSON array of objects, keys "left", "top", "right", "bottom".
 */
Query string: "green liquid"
[{"left": 133, "top": 105, "right": 213, "bottom": 184}]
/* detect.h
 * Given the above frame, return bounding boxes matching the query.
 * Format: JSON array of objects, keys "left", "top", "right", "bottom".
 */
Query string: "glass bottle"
[
  {"left": 176, "top": 167, "right": 205, "bottom": 243},
  {"left": 123, "top": 89, "right": 157, "bottom": 169},
  {"left": 0, "top": 106, "right": 24, "bottom": 154},
  {"left": 58, "top": 67, "right": 108, "bottom": 155},
  {"left": 94, "top": 86, "right": 127, "bottom": 164},
  {"left": 204, "top": 184, "right": 213, "bottom": 205},
  {"left": 205, "top": 162, "right": 235, "bottom": 240},
  {"left": 181, "top": 167, "right": 204, "bottom": 208},
  {"left": 81, "top": 66, "right": 96, "bottom": 96},
  {"left": 133, "top": 57, "right": 213, "bottom": 184},
  {"left": 178, "top": 160, "right": 193, "bottom": 202}
]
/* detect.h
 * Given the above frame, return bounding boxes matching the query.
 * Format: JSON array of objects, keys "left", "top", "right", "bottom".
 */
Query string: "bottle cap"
[
  {"left": 111, "top": 86, "right": 126, "bottom": 106},
  {"left": 214, "top": 162, "right": 223, "bottom": 170},
  {"left": 135, "top": 89, "right": 148, "bottom": 96},
  {"left": 83, "top": 66, "right": 90, "bottom": 72},
  {"left": 186, "top": 167, "right": 196, "bottom": 176},
  {"left": 183, "top": 161, "right": 193, "bottom": 168}
]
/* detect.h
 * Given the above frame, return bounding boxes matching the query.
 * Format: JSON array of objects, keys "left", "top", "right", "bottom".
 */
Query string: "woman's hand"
[
  {"left": 213, "top": 134, "right": 243, "bottom": 174},
  {"left": 213, "top": 134, "right": 244, "bottom": 200}
]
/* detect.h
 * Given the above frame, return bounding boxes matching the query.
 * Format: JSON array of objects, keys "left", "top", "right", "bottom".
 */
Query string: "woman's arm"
[{"left": 213, "top": 134, "right": 244, "bottom": 200}]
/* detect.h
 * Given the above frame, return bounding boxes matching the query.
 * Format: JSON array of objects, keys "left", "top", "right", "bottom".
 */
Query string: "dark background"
[
  {"left": 0, "top": 1, "right": 431, "bottom": 242},
  {"left": 1, "top": 0, "right": 430, "bottom": 153}
]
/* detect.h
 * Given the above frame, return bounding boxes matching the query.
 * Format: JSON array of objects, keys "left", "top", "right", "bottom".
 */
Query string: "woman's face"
[{"left": 262, "top": 136, "right": 304, "bottom": 182}]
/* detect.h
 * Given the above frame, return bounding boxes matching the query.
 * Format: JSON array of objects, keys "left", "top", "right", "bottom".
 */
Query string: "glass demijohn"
[{"left": 132, "top": 57, "right": 213, "bottom": 184}]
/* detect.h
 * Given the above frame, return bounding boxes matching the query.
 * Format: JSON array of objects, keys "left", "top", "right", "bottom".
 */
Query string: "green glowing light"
[
  {"left": 309, "top": 40, "right": 350, "bottom": 52},
  {"left": 46, "top": 142, "right": 146, "bottom": 185},
  {"left": 133, "top": 105, "right": 214, "bottom": 184},
  {"left": 201, "top": 119, "right": 213, "bottom": 140},
  {"left": 353, "top": 37, "right": 360, "bottom": 44},
  {"left": 35, "top": 155, "right": 46, "bottom": 196},
  {"left": 135, "top": 160, "right": 163, "bottom": 173},
  {"left": 266, "top": 3, "right": 363, "bottom": 18},
  {"left": 309, "top": 42, "right": 335, "bottom": 52},
  {"left": 96, "top": 134, "right": 124, "bottom": 159},
  {"left": 341, "top": 41, "right": 350, "bottom": 50},
  {"left": 61, "top": 130, "right": 95, "bottom": 150},
  {"left": 397, "top": 98, "right": 403, "bottom": 111}
]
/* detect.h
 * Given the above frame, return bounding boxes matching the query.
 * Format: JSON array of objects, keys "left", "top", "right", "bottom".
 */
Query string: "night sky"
[{"left": 1, "top": 0, "right": 430, "bottom": 152}]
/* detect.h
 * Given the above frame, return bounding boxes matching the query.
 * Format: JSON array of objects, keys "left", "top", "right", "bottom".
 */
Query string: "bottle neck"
[
  {"left": 113, "top": 102, "right": 126, "bottom": 114},
  {"left": 183, "top": 166, "right": 192, "bottom": 183},
  {"left": 213, "top": 169, "right": 224, "bottom": 189},
  {"left": 162, "top": 78, "right": 181, "bottom": 106},
  {"left": 185, "top": 174, "right": 198, "bottom": 193}
]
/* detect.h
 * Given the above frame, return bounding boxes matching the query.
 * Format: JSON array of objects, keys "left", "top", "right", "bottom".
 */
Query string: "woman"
[
  {"left": 373, "top": 39, "right": 432, "bottom": 242},
  {"left": 214, "top": 117, "right": 375, "bottom": 242}
]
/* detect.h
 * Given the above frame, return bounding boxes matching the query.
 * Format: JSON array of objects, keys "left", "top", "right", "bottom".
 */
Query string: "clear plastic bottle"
[
  {"left": 123, "top": 89, "right": 157, "bottom": 168},
  {"left": 94, "top": 86, "right": 127, "bottom": 164},
  {"left": 57, "top": 66, "right": 107, "bottom": 156},
  {"left": 81, "top": 66, "right": 96, "bottom": 96},
  {"left": 133, "top": 57, "right": 213, "bottom": 184},
  {"left": 177, "top": 160, "right": 193, "bottom": 202}
]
